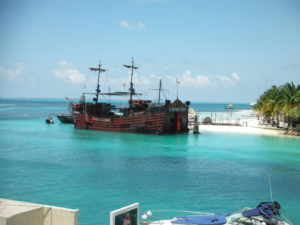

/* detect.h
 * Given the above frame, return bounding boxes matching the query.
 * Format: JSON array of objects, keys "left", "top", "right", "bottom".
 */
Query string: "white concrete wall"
[
  {"left": 0, "top": 217, "right": 7, "bottom": 225},
  {"left": 0, "top": 199, "right": 78, "bottom": 225},
  {"left": 43, "top": 206, "right": 78, "bottom": 225},
  {"left": 6, "top": 208, "right": 43, "bottom": 225}
]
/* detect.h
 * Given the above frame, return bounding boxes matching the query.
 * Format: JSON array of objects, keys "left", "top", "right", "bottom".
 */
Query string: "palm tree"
[
  {"left": 280, "top": 82, "right": 299, "bottom": 127},
  {"left": 254, "top": 82, "right": 300, "bottom": 128},
  {"left": 289, "top": 84, "right": 300, "bottom": 123},
  {"left": 254, "top": 85, "right": 280, "bottom": 125}
]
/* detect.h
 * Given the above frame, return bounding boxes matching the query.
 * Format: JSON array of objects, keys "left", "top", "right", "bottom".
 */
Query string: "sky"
[{"left": 0, "top": 0, "right": 300, "bottom": 103}]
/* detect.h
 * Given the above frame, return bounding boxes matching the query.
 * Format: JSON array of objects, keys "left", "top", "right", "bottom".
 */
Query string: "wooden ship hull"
[
  {"left": 56, "top": 114, "right": 74, "bottom": 124},
  {"left": 73, "top": 100, "right": 189, "bottom": 134}
]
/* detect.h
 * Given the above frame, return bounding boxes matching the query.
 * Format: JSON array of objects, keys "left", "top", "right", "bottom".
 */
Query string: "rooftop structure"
[{"left": 0, "top": 198, "right": 78, "bottom": 225}]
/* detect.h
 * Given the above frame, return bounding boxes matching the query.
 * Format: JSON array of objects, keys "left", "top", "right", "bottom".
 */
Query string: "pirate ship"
[{"left": 72, "top": 59, "right": 190, "bottom": 134}]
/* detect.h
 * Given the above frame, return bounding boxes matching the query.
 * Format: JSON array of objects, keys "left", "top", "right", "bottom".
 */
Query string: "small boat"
[
  {"left": 142, "top": 202, "right": 292, "bottom": 225},
  {"left": 226, "top": 104, "right": 234, "bottom": 110},
  {"left": 45, "top": 115, "right": 54, "bottom": 124}
]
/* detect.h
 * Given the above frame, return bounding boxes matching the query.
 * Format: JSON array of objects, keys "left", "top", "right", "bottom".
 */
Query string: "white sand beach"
[
  {"left": 199, "top": 124, "right": 282, "bottom": 136},
  {"left": 193, "top": 109, "right": 286, "bottom": 136}
]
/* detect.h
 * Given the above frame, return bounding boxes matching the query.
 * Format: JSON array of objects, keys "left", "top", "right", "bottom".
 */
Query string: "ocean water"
[{"left": 0, "top": 99, "right": 299, "bottom": 225}]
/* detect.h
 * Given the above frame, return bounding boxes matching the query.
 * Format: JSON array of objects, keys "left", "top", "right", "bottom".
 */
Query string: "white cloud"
[
  {"left": 52, "top": 60, "right": 86, "bottom": 84},
  {"left": 86, "top": 72, "right": 162, "bottom": 98},
  {"left": 99, "top": 73, "right": 155, "bottom": 90},
  {"left": 120, "top": 20, "right": 130, "bottom": 29},
  {"left": 68, "top": 67, "right": 240, "bottom": 100},
  {"left": 58, "top": 60, "right": 73, "bottom": 67},
  {"left": 169, "top": 71, "right": 240, "bottom": 88},
  {"left": 137, "top": 22, "right": 146, "bottom": 30},
  {"left": 231, "top": 72, "right": 240, "bottom": 81},
  {"left": 0, "top": 62, "right": 23, "bottom": 80},
  {"left": 217, "top": 72, "right": 240, "bottom": 86},
  {"left": 178, "top": 70, "right": 213, "bottom": 87},
  {"left": 120, "top": 20, "right": 146, "bottom": 31},
  {"left": 100, "top": 70, "right": 240, "bottom": 94}
]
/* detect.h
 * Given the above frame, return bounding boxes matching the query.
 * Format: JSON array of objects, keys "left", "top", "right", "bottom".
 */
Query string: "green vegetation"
[{"left": 254, "top": 82, "right": 300, "bottom": 128}]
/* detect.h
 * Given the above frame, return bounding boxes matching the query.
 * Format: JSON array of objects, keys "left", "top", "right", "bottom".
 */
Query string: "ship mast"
[
  {"left": 158, "top": 79, "right": 162, "bottom": 104},
  {"left": 90, "top": 62, "right": 106, "bottom": 103},
  {"left": 176, "top": 78, "right": 180, "bottom": 100},
  {"left": 149, "top": 79, "right": 167, "bottom": 104},
  {"left": 123, "top": 57, "right": 138, "bottom": 107}
]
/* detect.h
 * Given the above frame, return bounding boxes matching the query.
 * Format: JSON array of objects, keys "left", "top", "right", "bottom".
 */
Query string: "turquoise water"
[{"left": 0, "top": 99, "right": 300, "bottom": 225}]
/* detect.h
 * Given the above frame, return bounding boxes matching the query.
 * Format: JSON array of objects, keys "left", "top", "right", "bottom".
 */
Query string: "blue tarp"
[
  {"left": 242, "top": 202, "right": 280, "bottom": 219},
  {"left": 171, "top": 202, "right": 280, "bottom": 225},
  {"left": 172, "top": 213, "right": 229, "bottom": 225}
]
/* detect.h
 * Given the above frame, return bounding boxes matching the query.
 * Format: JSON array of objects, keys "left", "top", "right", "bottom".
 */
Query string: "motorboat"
[{"left": 142, "top": 202, "right": 292, "bottom": 225}]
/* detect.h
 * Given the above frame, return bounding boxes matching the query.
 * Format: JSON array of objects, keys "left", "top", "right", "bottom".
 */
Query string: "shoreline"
[
  {"left": 195, "top": 109, "right": 299, "bottom": 137},
  {"left": 198, "top": 124, "right": 285, "bottom": 136}
]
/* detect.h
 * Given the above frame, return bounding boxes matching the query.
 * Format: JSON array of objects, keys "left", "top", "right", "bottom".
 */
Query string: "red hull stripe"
[{"left": 74, "top": 112, "right": 166, "bottom": 132}]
